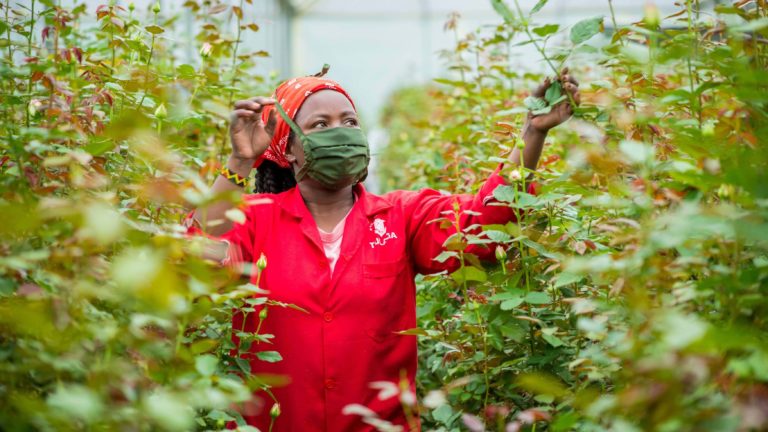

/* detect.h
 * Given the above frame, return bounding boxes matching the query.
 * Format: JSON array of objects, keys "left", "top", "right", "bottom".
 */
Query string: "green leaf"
[
  {"left": 84, "top": 138, "right": 115, "bottom": 156},
  {"left": 195, "top": 354, "right": 218, "bottom": 376},
  {"left": 659, "top": 313, "right": 707, "bottom": 349},
  {"left": 501, "top": 297, "right": 524, "bottom": 310},
  {"left": 532, "top": 24, "right": 559, "bottom": 37},
  {"left": 145, "top": 25, "right": 165, "bottom": 35},
  {"left": 451, "top": 266, "right": 488, "bottom": 283},
  {"left": 396, "top": 327, "right": 428, "bottom": 336},
  {"left": 484, "top": 229, "right": 511, "bottom": 242},
  {"left": 553, "top": 272, "right": 583, "bottom": 288},
  {"left": 619, "top": 140, "right": 654, "bottom": 164},
  {"left": 177, "top": 64, "right": 196, "bottom": 78},
  {"left": 256, "top": 351, "right": 283, "bottom": 363},
  {"left": 432, "top": 404, "right": 455, "bottom": 424},
  {"left": 542, "top": 332, "right": 565, "bottom": 347},
  {"left": 433, "top": 251, "right": 458, "bottom": 263},
  {"left": 47, "top": 385, "right": 104, "bottom": 423},
  {"left": 530, "top": 0, "right": 548, "bottom": 14},
  {"left": 490, "top": 0, "right": 515, "bottom": 23},
  {"left": 570, "top": 16, "right": 603, "bottom": 45},
  {"left": 729, "top": 17, "right": 768, "bottom": 33},
  {"left": 524, "top": 292, "right": 550, "bottom": 304},
  {"left": 544, "top": 80, "right": 562, "bottom": 104},
  {"left": 524, "top": 96, "right": 547, "bottom": 111},
  {"left": 493, "top": 185, "right": 516, "bottom": 203},
  {"left": 433, "top": 78, "right": 468, "bottom": 87}
]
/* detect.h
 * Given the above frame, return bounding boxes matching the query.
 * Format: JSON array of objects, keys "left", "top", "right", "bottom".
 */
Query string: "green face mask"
[{"left": 275, "top": 101, "right": 370, "bottom": 190}]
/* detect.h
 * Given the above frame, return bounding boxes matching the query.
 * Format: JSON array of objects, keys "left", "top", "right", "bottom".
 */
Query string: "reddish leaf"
[
  {"left": 18, "top": 283, "right": 44, "bottom": 297},
  {"left": 110, "top": 17, "right": 124, "bottom": 30},
  {"left": 517, "top": 408, "right": 551, "bottom": 424},
  {"left": 72, "top": 47, "right": 83, "bottom": 63}
]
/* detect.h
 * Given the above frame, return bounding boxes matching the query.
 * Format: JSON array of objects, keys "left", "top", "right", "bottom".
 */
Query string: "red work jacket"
[{"left": 216, "top": 165, "right": 528, "bottom": 431}]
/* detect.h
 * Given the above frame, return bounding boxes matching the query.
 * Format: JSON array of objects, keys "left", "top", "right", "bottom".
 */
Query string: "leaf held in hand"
[{"left": 544, "top": 80, "right": 562, "bottom": 104}]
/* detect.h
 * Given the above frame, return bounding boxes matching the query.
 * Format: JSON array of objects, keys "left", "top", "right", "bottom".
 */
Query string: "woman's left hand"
[{"left": 528, "top": 68, "right": 581, "bottom": 133}]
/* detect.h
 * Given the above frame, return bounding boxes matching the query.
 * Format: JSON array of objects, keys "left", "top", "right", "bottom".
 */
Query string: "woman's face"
[{"left": 285, "top": 90, "right": 360, "bottom": 173}]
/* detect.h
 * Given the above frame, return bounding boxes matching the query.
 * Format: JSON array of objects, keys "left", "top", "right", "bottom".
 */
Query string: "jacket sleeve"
[
  {"left": 394, "top": 164, "right": 536, "bottom": 275},
  {"left": 183, "top": 194, "right": 268, "bottom": 267}
]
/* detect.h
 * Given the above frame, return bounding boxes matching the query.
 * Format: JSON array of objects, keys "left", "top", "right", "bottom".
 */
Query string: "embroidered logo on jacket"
[{"left": 369, "top": 218, "right": 397, "bottom": 248}]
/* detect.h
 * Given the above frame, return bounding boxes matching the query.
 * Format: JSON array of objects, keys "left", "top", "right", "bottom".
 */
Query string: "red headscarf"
[{"left": 254, "top": 76, "right": 356, "bottom": 169}]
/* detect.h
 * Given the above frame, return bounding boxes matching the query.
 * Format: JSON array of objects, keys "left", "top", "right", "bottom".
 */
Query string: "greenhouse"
[{"left": 1, "top": 0, "right": 767, "bottom": 431}]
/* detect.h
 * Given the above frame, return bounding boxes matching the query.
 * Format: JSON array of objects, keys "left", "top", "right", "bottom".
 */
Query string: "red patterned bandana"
[{"left": 254, "top": 76, "right": 356, "bottom": 168}]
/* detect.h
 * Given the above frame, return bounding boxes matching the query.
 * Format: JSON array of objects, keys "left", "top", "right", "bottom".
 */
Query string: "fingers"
[
  {"left": 532, "top": 77, "right": 551, "bottom": 98},
  {"left": 234, "top": 97, "right": 275, "bottom": 113},
  {"left": 231, "top": 109, "right": 258, "bottom": 120},
  {"left": 264, "top": 109, "right": 277, "bottom": 137},
  {"left": 562, "top": 74, "right": 579, "bottom": 87},
  {"left": 559, "top": 67, "right": 579, "bottom": 87},
  {"left": 249, "top": 96, "right": 276, "bottom": 106},
  {"left": 563, "top": 82, "right": 581, "bottom": 106}
]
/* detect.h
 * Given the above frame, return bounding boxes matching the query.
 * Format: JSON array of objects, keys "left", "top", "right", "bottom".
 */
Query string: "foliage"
[
  {"left": 0, "top": 0, "right": 286, "bottom": 429},
  {"left": 377, "top": 0, "right": 768, "bottom": 431},
  {"left": 1, "top": 0, "right": 768, "bottom": 431}
]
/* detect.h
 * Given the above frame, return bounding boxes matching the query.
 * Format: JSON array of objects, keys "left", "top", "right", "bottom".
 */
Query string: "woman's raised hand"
[
  {"left": 229, "top": 97, "right": 277, "bottom": 162},
  {"left": 528, "top": 68, "right": 581, "bottom": 133}
]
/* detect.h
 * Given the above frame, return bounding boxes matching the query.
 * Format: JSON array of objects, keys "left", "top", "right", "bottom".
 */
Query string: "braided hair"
[
  {"left": 255, "top": 159, "right": 296, "bottom": 193},
  {"left": 254, "top": 131, "right": 297, "bottom": 194}
]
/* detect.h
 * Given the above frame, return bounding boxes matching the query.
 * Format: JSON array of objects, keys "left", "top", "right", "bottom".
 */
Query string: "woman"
[{"left": 191, "top": 68, "right": 579, "bottom": 431}]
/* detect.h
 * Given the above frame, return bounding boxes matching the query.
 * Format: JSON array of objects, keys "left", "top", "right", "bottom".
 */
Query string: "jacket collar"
[{"left": 277, "top": 182, "right": 392, "bottom": 219}]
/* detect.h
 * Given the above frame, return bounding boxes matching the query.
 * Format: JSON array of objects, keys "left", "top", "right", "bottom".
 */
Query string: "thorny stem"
[
  {"left": 452, "top": 24, "right": 467, "bottom": 83},
  {"left": 398, "top": 371, "right": 419, "bottom": 431},
  {"left": 110, "top": 5, "right": 116, "bottom": 69},
  {"left": 5, "top": 0, "right": 11, "bottom": 61},
  {"left": 511, "top": 0, "right": 557, "bottom": 75},
  {"left": 607, "top": 0, "right": 621, "bottom": 46},
  {"left": 607, "top": 0, "right": 637, "bottom": 108},
  {"left": 453, "top": 206, "right": 491, "bottom": 408},
  {"left": 510, "top": 0, "right": 578, "bottom": 112},
  {"left": 219, "top": 0, "right": 245, "bottom": 168},
  {"left": 138, "top": 11, "right": 159, "bottom": 109},
  {"left": 4, "top": 0, "right": 28, "bottom": 188},
  {"left": 25, "top": 0, "right": 36, "bottom": 128},
  {"left": 228, "top": 0, "right": 244, "bottom": 107},
  {"left": 686, "top": 0, "right": 702, "bottom": 126}
]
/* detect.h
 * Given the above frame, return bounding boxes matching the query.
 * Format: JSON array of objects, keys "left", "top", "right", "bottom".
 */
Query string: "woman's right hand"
[{"left": 229, "top": 97, "right": 277, "bottom": 162}]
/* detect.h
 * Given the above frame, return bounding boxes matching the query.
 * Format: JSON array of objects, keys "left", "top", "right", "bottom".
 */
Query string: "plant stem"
[
  {"left": 510, "top": 0, "right": 578, "bottom": 111},
  {"left": 607, "top": 0, "right": 620, "bottom": 46},
  {"left": 511, "top": 0, "right": 557, "bottom": 75},
  {"left": 137, "top": 34, "right": 155, "bottom": 109},
  {"left": 5, "top": 0, "right": 11, "bottom": 62},
  {"left": 25, "top": 0, "right": 36, "bottom": 128},
  {"left": 227, "top": 0, "right": 244, "bottom": 107}
]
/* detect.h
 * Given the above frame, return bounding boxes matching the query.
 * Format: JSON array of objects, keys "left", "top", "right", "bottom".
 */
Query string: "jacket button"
[
  {"left": 323, "top": 312, "right": 334, "bottom": 322},
  {"left": 324, "top": 378, "right": 336, "bottom": 389}
]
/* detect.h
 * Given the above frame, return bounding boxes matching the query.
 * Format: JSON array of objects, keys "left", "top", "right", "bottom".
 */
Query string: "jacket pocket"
[{"left": 363, "top": 256, "right": 408, "bottom": 279}]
